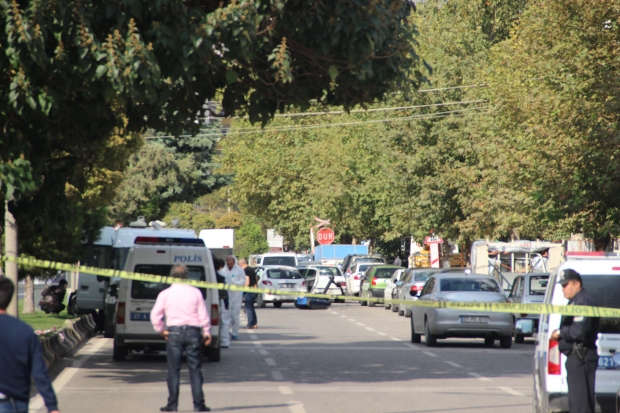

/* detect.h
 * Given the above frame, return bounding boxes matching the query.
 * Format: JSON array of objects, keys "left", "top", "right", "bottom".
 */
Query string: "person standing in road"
[
  {"left": 214, "top": 258, "right": 231, "bottom": 348},
  {"left": 551, "top": 269, "right": 599, "bottom": 413},
  {"left": 0, "top": 277, "right": 61, "bottom": 413},
  {"left": 393, "top": 256, "right": 402, "bottom": 266},
  {"left": 221, "top": 256, "right": 246, "bottom": 340},
  {"left": 239, "top": 259, "right": 258, "bottom": 329},
  {"left": 150, "top": 265, "right": 212, "bottom": 412}
]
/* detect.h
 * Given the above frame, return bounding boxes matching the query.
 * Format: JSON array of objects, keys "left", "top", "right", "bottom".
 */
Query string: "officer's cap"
[{"left": 559, "top": 269, "right": 582, "bottom": 286}]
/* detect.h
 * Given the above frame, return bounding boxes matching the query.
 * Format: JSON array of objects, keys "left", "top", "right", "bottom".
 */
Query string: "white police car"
[
  {"left": 113, "top": 237, "right": 221, "bottom": 362},
  {"left": 534, "top": 253, "right": 620, "bottom": 412}
]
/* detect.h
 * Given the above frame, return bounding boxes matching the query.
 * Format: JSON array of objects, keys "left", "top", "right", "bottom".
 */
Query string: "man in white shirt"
[{"left": 221, "top": 256, "right": 246, "bottom": 340}]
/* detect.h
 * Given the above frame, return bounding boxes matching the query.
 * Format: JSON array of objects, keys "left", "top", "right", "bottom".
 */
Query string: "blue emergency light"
[{"left": 134, "top": 237, "right": 205, "bottom": 246}]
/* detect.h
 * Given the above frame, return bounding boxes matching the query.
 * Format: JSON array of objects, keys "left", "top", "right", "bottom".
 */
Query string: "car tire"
[
  {"left": 368, "top": 297, "right": 375, "bottom": 307},
  {"left": 410, "top": 317, "right": 422, "bottom": 343},
  {"left": 425, "top": 320, "right": 437, "bottom": 347},
  {"left": 398, "top": 310, "right": 404, "bottom": 316},
  {"left": 484, "top": 337, "right": 495, "bottom": 347},
  {"left": 405, "top": 309, "right": 412, "bottom": 318},
  {"left": 392, "top": 304, "right": 399, "bottom": 313},
  {"left": 385, "top": 303, "right": 390, "bottom": 310},
  {"left": 257, "top": 294, "right": 267, "bottom": 308},
  {"left": 113, "top": 342, "right": 127, "bottom": 361},
  {"left": 206, "top": 345, "right": 221, "bottom": 362},
  {"left": 514, "top": 333, "right": 525, "bottom": 344},
  {"left": 273, "top": 302, "right": 283, "bottom": 308},
  {"left": 500, "top": 336, "right": 513, "bottom": 349}
]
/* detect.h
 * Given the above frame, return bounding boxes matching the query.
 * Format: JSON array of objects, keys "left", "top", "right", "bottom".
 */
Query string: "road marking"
[
  {"left": 390, "top": 337, "right": 401, "bottom": 341},
  {"left": 250, "top": 334, "right": 259, "bottom": 340},
  {"left": 272, "top": 370, "right": 284, "bottom": 381},
  {"left": 365, "top": 327, "right": 375, "bottom": 331},
  {"left": 348, "top": 319, "right": 356, "bottom": 322},
  {"left": 377, "top": 332, "right": 387, "bottom": 336},
  {"left": 30, "top": 338, "right": 108, "bottom": 411},
  {"left": 340, "top": 315, "right": 347, "bottom": 318},
  {"left": 356, "top": 322, "right": 365, "bottom": 326},
  {"left": 444, "top": 361, "right": 463, "bottom": 368},
  {"left": 265, "top": 358, "right": 277, "bottom": 366},
  {"left": 403, "top": 343, "right": 421, "bottom": 350},
  {"left": 288, "top": 401, "right": 307, "bottom": 413},
  {"left": 469, "top": 372, "right": 491, "bottom": 381},
  {"left": 499, "top": 387, "right": 525, "bottom": 396},
  {"left": 423, "top": 351, "right": 438, "bottom": 358},
  {"left": 279, "top": 386, "right": 293, "bottom": 395},
  {"left": 254, "top": 341, "right": 263, "bottom": 348},
  {"left": 259, "top": 349, "right": 269, "bottom": 355}
]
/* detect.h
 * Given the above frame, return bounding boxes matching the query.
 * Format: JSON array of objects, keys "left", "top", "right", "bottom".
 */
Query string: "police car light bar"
[{"left": 134, "top": 237, "right": 205, "bottom": 246}]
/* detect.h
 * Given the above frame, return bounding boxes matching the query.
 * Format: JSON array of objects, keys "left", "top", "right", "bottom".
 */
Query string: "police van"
[
  {"left": 113, "top": 236, "right": 221, "bottom": 362},
  {"left": 534, "top": 253, "right": 620, "bottom": 413}
]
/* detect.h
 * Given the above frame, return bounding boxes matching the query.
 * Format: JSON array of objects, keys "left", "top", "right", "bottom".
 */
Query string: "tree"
[
  {"left": 216, "top": 212, "right": 243, "bottom": 229},
  {"left": 235, "top": 218, "right": 269, "bottom": 261},
  {"left": 1, "top": 0, "right": 422, "bottom": 285},
  {"left": 161, "top": 202, "right": 215, "bottom": 233}
]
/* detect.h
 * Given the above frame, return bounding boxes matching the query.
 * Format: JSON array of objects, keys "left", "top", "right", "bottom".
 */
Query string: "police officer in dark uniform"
[{"left": 550, "top": 269, "right": 599, "bottom": 413}]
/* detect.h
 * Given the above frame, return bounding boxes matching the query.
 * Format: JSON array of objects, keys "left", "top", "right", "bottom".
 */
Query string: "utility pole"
[{"left": 4, "top": 200, "right": 18, "bottom": 317}]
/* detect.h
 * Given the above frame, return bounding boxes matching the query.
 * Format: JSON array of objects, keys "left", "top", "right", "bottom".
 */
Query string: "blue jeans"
[
  {"left": 245, "top": 293, "right": 258, "bottom": 327},
  {"left": 166, "top": 326, "right": 205, "bottom": 410},
  {"left": 0, "top": 400, "right": 28, "bottom": 413}
]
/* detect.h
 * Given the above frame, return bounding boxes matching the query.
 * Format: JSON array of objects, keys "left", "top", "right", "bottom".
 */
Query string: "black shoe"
[
  {"left": 160, "top": 407, "right": 177, "bottom": 412},
  {"left": 194, "top": 405, "right": 211, "bottom": 412}
]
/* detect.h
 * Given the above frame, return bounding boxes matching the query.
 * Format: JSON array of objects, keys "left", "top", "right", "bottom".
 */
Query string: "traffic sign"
[
  {"left": 424, "top": 235, "right": 443, "bottom": 245},
  {"left": 316, "top": 228, "right": 335, "bottom": 245}
]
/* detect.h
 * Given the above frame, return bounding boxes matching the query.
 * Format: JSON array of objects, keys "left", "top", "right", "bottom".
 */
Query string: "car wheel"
[
  {"left": 368, "top": 297, "right": 375, "bottom": 307},
  {"left": 392, "top": 304, "right": 399, "bottom": 313},
  {"left": 484, "top": 337, "right": 495, "bottom": 347},
  {"left": 398, "top": 310, "right": 404, "bottom": 316},
  {"left": 410, "top": 317, "right": 421, "bottom": 344},
  {"left": 273, "top": 302, "right": 283, "bottom": 308},
  {"left": 425, "top": 319, "right": 437, "bottom": 347},
  {"left": 405, "top": 309, "right": 412, "bottom": 318},
  {"left": 385, "top": 302, "right": 391, "bottom": 310},
  {"left": 113, "top": 342, "right": 127, "bottom": 361},
  {"left": 500, "top": 336, "right": 513, "bottom": 349},
  {"left": 257, "top": 294, "right": 267, "bottom": 308}
]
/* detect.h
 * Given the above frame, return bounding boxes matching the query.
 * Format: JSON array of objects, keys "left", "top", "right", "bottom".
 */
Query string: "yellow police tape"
[{"left": 4, "top": 255, "right": 620, "bottom": 318}]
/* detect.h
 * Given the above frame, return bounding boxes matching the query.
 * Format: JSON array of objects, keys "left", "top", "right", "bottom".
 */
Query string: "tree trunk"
[
  {"left": 4, "top": 200, "right": 18, "bottom": 317},
  {"left": 22, "top": 273, "right": 35, "bottom": 314}
]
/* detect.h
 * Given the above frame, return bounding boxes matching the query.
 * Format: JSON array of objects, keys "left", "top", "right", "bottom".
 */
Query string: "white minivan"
[
  {"left": 261, "top": 252, "right": 298, "bottom": 267},
  {"left": 534, "top": 253, "right": 620, "bottom": 413},
  {"left": 113, "top": 236, "right": 221, "bottom": 362}
]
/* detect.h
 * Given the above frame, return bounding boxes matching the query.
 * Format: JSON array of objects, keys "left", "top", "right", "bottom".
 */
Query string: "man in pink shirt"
[{"left": 150, "top": 265, "right": 212, "bottom": 412}]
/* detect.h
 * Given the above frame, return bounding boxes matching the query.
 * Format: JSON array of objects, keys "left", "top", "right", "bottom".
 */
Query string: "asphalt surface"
[{"left": 32, "top": 302, "right": 534, "bottom": 413}]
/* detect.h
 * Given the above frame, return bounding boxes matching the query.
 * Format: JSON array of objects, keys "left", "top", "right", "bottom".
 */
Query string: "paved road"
[{"left": 33, "top": 302, "right": 534, "bottom": 413}]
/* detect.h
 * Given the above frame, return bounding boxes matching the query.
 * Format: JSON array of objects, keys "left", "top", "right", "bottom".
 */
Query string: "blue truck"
[{"left": 314, "top": 244, "right": 369, "bottom": 261}]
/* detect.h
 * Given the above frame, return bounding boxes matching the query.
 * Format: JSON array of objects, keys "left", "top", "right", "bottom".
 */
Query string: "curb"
[{"left": 40, "top": 314, "right": 96, "bottom": 371}]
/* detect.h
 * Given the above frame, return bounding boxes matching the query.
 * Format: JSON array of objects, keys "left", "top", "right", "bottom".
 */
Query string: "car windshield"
[
  {"left": 529, "top": 275, "right": 548, "bottom": 295},
  {"left": 414, "top": 271, "right": 435, "bottom": 282},
  {"left": 357, "top": 264, "right": 378, "bottom": 272},
  {"left": 440, "top": 278, "right": 500, "bottom": 292},
  {"left": 317, "top": 267, "right": 342, "bottom": 277},
  {"left": 374, "top": 268, "right": 399, "bottom": 279},
  {"left": 267, "top": 269, "right": 303, "bottom": 279},
  {"left": 355, "top": 257, "right": 383, "bottom": 265},
  {"left": 581, "top": 276, "right": 620, "bottom": 334},
  {"left": 131, "top": 265, "right": 206, "bottom": 300},
  {"left": 263, "top": 256, "right": 296, "bottom": 266}
]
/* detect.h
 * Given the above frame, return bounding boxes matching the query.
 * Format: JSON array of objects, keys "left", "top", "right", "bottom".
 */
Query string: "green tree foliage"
[
  {"left": 234, "top": 217, "right": 269, "bottom": 260},
  {"left": 1, "top": 0, "right": 420, "bottom": 262},
  {"left": 161, "top": 202, "right": 215, "bottom": 233},
  {"left": 108, "top": 124, "right": 229, "bottom": 224},
  {"left": 216, "top": 212, "right": 243, "bottom": 229}
]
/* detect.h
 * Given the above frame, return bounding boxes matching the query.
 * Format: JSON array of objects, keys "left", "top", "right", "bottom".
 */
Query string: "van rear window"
[
  {"left": 131, "top": 265, "right": 206, "bottom": 300},
  {"left": 263, "top": 257, "right": 296, "bottom": 267},
  {"left": 581, "top": 276, "right": 620, "bottom": 334}
]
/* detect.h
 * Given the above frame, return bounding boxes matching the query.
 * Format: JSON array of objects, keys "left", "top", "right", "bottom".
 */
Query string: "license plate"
[
  {"left": 460, "top": 316, "right": 489, "bottom": 324},
  {"left": 598, "top": 356, "right": 619, "bottom": 369},
  {"left": 281, "top": 284, "right": 296, "bottom": 288},
  {"left": 130, "top": 312, "right": 150, "bottom": 321}
]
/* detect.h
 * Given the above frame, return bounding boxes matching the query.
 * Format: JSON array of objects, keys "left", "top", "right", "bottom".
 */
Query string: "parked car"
[
  {"left": 346, "top": 262, "right": 384, "bottom": 296},
  {"left": 410, "top": 272, "right": 513, "bottom": 348},
  {"left": 534, "top": 253, "right": 620, "bottom": 413},
  {"left": 342, "top": 254, "right": 386, "bottom": 276},
  {"left": 384, "top": 269, "right": 406, "bottom": 310},
  {"left": 298, "top": 265, "right": 347, "bottom": 300},
  {"left": 261, "top": 253, "right": 298, "bottom": 267},
  {"left": 359, "top": 265, "right": 402, "bottom": 307},
  {"left": 394, "top": 268, "right": 440, "bottom": 316},
  {"left": 255, "top": 266, "right": 306, "bottom": 308},
  {"left": 507, "top": 273, "right": 549, "bottom": 343}
]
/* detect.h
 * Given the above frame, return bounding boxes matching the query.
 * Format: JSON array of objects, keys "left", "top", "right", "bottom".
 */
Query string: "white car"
[
  {"left": 534, "top": 253, "right": 620, "bottom": 413},
  {"left": 384, "top": 269, "right": 406, "bottom": 310},
  {"left": 256, "top": 266, "right": 306, "bottom": 308},
  {"left": 346, "top": 262, "right": 384, "bottom": 296},
  {"left": 299, "top": 265, "right": 347, "bottom": 299},
  {"left": 113, "top": 236, "right": 221, "bottom": 362},
  {"left": 261, "top": 253, "right": 298, "bottom": 267}
]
